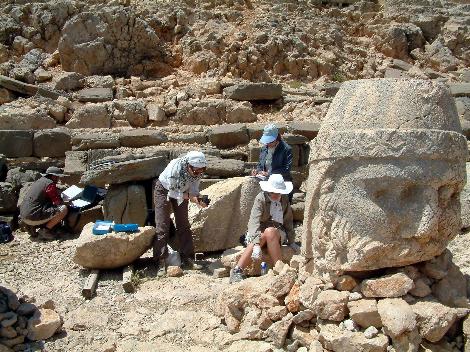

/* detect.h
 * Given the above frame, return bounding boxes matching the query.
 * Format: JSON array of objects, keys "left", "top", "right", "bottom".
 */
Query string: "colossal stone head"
[{"left": 302, "top": 79, "right": 467, "bottom": 277}]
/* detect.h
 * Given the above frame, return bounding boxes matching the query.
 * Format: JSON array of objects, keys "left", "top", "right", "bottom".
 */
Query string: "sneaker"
[
  {"left": 157, "top": 259, "right": 167, "bottom": 278},
  {"left": 229, "top": 267, "right": 246, "bottom": 284},
  {"left": 37, "top": 228, "right": 56, "bottom": 241},
  {"left": 180, "top": 256, "right": 203, "bottom": 270}
]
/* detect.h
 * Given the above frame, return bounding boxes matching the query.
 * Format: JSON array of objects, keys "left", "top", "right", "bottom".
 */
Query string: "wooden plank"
[
  {"left": 0, "top": 74, "right": 61, "bottom": 100},
  {"left": 82, "top": 270, "right": 99, "bottom": 299},
  {"left": 122, "top": 265, "right": 134, "bottom": 293}
]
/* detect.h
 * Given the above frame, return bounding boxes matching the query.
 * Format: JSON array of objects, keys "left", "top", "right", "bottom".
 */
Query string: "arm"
[
  {"left": 284, "top": 144, "right": 293, "bottom": 175},
  {"left": 187, "top": 180, "right": 207, "bottom": 208},
  {"left": 257, "top": 147, "right": 267, "bottom": 173},
  {"left": 283, "top": 198, "right": 295, "bottom": 245},
  {"left": 246, "top": 193, "right": 264, "bottom": 245}
]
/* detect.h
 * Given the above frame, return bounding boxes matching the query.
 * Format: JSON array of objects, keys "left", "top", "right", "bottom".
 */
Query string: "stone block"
[
  {"left": 361, "top": 273, "right": 414, "bottom": 298},
  {"left": 171, "top": 132, "right": 208, "bottom": 144},
  {"left": 247, "top": 123, "right": 287, "bottom": 141},
  {"left": 71, "top": 133, "right": 120, "bottom": 151},
  {"left": 288, "top": 121, "right": 320, "bottom": 140},
  {"left": 0, "top": 130, "right": 33, "bottom": 157},
  {"left": 209, "top": 124, "right": 249, "bottom": 148},
  {"left": 377, "top": 298, "right": 416, "bottom": 338},
  {"left": 449, "top": 83, "right": 470, "bottom": 97},
  {"left": 33, "top": 129, "right": 71, "bottom": 157},
  {"left": 81, "top": 155, "right": 167, "bottom": 187},
  {"left": 223, "top": 83, "right": 282, "bottom": 101},
  {"left": 119, "top": 129, "right": 167, "bottom": 148},
  {"left": 348, "top": 299, "right": 382, "bottom": 328},
  {"left": 205, "top": 156, "right": 245, "bottom": 177},
  {"left": 76, "top": 88, "right": 113, "bottom": 102},
  {"left": 103, "top": 184, "right": 147, "bottom": 226},
  {"left": 26, "top": 308, "right": 62, "bottom": 341}
]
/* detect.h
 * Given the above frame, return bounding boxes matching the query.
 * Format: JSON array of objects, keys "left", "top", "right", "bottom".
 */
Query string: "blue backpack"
[{"left": 0, "top": 222, "right": 13, "bottom": 244}]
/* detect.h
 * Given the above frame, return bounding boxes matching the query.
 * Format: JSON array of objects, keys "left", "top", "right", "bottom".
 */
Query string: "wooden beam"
[
  {"left": 82, "top": 270, "right": 99, "bottom": 299},
  {"left": 122, "top": 265, "right": 135, "bottom": 293}
]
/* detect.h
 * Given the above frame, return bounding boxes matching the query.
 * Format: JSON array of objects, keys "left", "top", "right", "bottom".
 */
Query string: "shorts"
[{"left": 22, "top": 205, "right": 67, "bottom": 226}]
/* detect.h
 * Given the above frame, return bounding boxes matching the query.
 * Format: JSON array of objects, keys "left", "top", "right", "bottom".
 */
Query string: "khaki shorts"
[{"left": 22, "top": 205, "right": 67, "bottom": 226}]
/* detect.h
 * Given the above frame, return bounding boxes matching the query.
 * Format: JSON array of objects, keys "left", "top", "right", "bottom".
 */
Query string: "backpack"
[{"left": 0, "top": 221, "right": 13, "bottom": 244}]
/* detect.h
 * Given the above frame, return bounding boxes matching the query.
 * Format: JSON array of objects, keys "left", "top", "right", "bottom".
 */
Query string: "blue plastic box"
[
  {"left": 113, "top": 223, "right": 139, "bottom": 233},
  {"left": 92, "top": 220, "right": 113, "bottom": 235}
]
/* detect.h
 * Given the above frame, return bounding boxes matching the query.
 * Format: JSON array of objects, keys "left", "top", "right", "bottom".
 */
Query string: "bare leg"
[
  {"left": 261, "top": 227, "right": 281, "bottom": 265},
  {"left": 45, "top": 206, "right": 68, "bottom": 230},
  {"left": 236, "top": 243, "right": 254, "bottom": 269}
]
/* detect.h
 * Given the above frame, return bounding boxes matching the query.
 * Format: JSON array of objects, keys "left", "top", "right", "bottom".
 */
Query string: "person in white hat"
[
  {"left": 19, "top": 166, "right": 69, "bottom": 240},
  {"left": 230, "top": 174, "right": 299, "bottom": 283},
  {"left": 153, "top": 151, "right": 208, "bottom": 276}
]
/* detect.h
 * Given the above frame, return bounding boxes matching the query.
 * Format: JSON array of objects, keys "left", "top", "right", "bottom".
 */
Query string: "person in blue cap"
[{"left": 253, "top": 123, "right": 293, "bottom": 186}]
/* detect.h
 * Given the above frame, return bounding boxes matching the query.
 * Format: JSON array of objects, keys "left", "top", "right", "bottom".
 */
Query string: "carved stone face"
[
  {"left": 312, "top": 158, "right": 465, "bottom": 273},
  {"left": 302, "top": 79, "right": 468, "bottom": 277}
]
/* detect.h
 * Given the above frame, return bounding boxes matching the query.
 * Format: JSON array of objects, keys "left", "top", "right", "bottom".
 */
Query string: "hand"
[
  {"left": 260, "top": 171, "right": 268, "bottom": 176},
  {"left": 289, "top": 243, "right": 300, "bottom": 253},
  {"left": 197, "top": 200, "right": 208, "bottom": 209},
  {"left": 251, "top": 168, "right": 257, "bottom": 176}
]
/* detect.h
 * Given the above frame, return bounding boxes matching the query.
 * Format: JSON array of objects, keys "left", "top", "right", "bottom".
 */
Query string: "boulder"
[
  {"left": 147, "top": 103, "right": 167, "bottom": 123},
  {"left": 0, "top": 104, "right": 55, "bottom": 130},
  {"left": 0, "top": 183, "right": 17, "bottom": 213},
  {"left": 188, "top": 177, "right": 260, "bottom": 252},
  {"left": 103, "top": 184, "right": 147, "bottom": 226},
  {"left": 6, "top": 168, "right": 40, "bottom": 190},
  {"left": 58, "top": 8, "right": 163, "bottom": 76},
  {"left": 348, "top": 299, "right": 383, "bottom": 328},
  {"left": 265, "top": 313, "right": 293, "bottom": 348},
  {"left": 303, "top": 79, "right": 467, "bottom": 276},
  {"left": 33, "top": 129, "right": 71, "bottom": 157},
  {"left": 318, "top": 323, "right": 389, "bottom": 352},
  {"left": 54, "top": 72, "right": 84, "bottom": 91},
  {"left": 119, "top": 130, "right": 167, "bottom": 148},
  {"left": 411, "top": 300, "right": 459, "bottom": 343},
  {"left": 208, "top": 124, "right": 250, "bottom": 149},
  {"left": 81, "top": 155, "right": 167, "bottom": 187},
  {"left": 0, "top": 130, "right": 33, "bottom": 157},
  {"left": 377, "top": 298, "right": 416, "bottom": 338},
  {"left": 460, "top": 162, "right": 470, "bottom": 230},
  {"left": 112, "top": 100, "right": 148, "bottom": 128},
  {"left": 73, "top": 223, "right": 155, "bottom": 269},
  {"left": 312, "top": 290, "right": 349, "bottom": 321},
  {"left": 223, "top": 83, "right": 282, "bottom": 101},
  {"left": 66, "top": 103, "right": 111, "bottom": 129},
  {"left": 76, "top": 88, "right": 113, "bottom": 103},
  {"left": 449, "top": 83, "right": 470, "bottom": 97},
  {"left": 26, "top": 308, "right": 62, "bottom": 341},
  {"left": 360, "top": 273, "right": 414, "bottom": 298}
]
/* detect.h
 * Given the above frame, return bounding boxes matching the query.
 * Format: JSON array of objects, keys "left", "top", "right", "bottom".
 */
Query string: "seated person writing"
[
  {"left": 230, "top": 174, "right": 298, "bottom": 283},
  {"left": 19, "top": 167, "right": 69, "bottom": 240}
]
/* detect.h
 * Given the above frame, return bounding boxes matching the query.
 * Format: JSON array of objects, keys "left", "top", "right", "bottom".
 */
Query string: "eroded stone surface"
[{"left": 302, "top": 79, "right": 467, "bottom": 277}]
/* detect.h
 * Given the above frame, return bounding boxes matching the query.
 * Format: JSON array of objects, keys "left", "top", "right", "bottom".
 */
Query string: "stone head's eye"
[
  {"left": 373, "top": 189, "right": 387, "bottom": 199},
  {"left": 400, "top": 186, "right": 414, "bottom": 199}
]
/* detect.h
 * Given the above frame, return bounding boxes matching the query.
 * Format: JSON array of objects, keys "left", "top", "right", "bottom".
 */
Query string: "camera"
[{"left": 198, "top": 194, "right": 211, "bottom": 206}]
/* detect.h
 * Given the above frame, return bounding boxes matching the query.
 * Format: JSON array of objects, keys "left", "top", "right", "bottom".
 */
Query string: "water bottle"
[
  {"left": 252, "top": 244, "right": 261, "bottom": 260},
  {"left": 260, "top": 262, "right": 268, "bottom": 275}
]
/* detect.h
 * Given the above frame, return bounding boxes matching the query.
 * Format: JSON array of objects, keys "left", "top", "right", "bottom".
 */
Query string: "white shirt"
[
  {"left": 265, "top": 147, "right": 275, "bottom": 173},
  {"left": 270, "top": 199, "right": 283, "bottom": 224},
  {"left": 159, "top": 159, "right": 200, "bottom": 203}
]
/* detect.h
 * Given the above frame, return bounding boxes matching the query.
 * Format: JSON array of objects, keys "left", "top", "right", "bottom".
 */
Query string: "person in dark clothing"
[
  {"left": 253, "top": 124, "right": 293, "bottom": 182},
  {"left": 19, "top": 166, "right": 69, "bottom": 240}
]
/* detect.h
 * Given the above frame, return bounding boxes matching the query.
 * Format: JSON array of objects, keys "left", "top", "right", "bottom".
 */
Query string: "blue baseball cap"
[{"left": 259, "top": 124, "right": 279, "bottom": 144}]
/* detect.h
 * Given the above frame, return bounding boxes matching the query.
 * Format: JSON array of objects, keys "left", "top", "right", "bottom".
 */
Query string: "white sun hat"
[
  {"left": 186, "top": 151, "right": 207, "bottom": 168},
  {"left": 259, "top": 174, "right": 293, "bottom": 194}
]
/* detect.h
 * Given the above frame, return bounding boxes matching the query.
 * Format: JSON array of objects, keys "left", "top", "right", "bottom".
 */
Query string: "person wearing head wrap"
[
  {"left": 19, "top": 166, "right": 69, "bottom": 240},
  {"left": 153, "top": 151, "right": 208, "bottom": 276},
  {"left": 253, "top": 124, "right": 293, "bottom": 199}
]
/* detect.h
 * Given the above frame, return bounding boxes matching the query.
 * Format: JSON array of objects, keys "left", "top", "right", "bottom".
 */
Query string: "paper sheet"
[
  {"left": 62, "top": 185, "right": 83, "bottom": 201},
  {"left": 71, "top": 199, "right": 91, "bottom": 208}
]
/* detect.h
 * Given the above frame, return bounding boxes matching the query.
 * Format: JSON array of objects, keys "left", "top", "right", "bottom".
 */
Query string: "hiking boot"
[
  {"left": 156, "top": 259, "right": 167, "bottom": 278},
  {"left": 180, "top": 256, "right": 203, "bottom": 270},
  {"left": 229, "top": 267, "right": 246, "bottom": 284},
  {"left": 37, "top": 228, "right": 56, "bottom": 241}
]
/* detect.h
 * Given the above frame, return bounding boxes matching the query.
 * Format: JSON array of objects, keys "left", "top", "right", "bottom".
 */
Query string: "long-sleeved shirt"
[
  {"left": 246, "top": 191, "right": 294, "bottom": 245},
  {"left": 158, "top": 158, "right": 200, "bottom": 201},
  {"left": 257, "top": 139, "right": 293, "bottom": 181}
]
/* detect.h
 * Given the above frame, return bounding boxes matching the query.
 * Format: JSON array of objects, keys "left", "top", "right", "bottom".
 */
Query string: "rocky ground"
[{"left": 0, "top": 230, "right": 250, "bottom": 352}]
